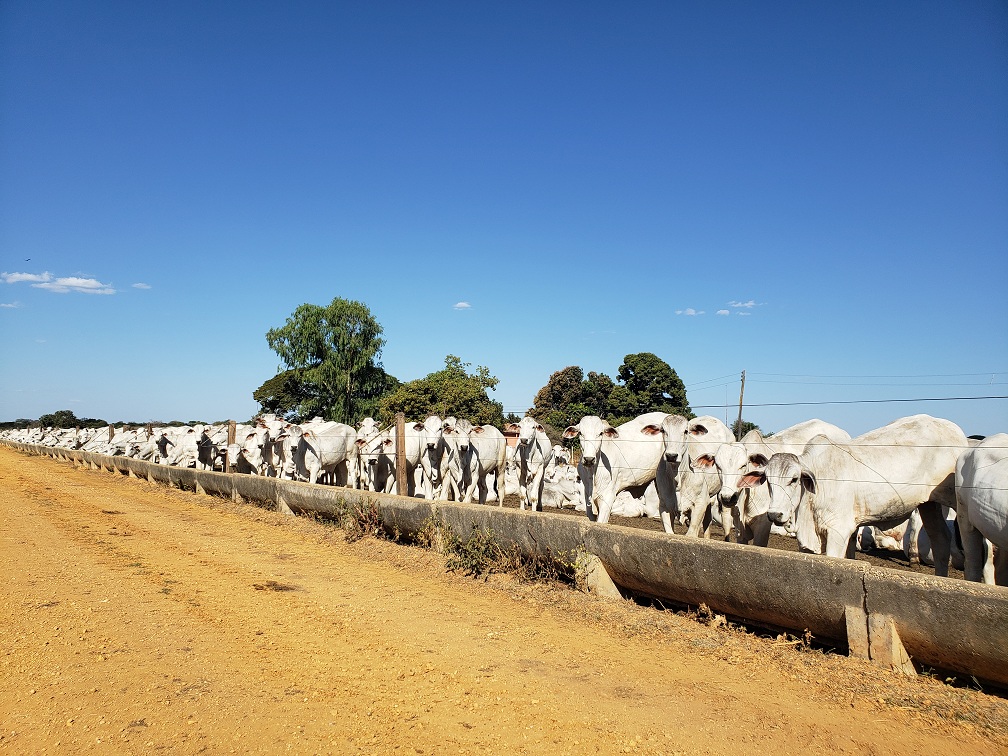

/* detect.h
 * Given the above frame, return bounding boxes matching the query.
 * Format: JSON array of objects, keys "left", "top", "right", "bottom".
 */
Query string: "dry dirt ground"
[{"left": 2, "top": 446, "right": 1006, "bottom": 755}]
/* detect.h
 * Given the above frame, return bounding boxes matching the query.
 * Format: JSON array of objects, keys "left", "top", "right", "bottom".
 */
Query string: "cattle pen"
[{"left": 5, "top": 440, "right": 1007, "bottom": 691}]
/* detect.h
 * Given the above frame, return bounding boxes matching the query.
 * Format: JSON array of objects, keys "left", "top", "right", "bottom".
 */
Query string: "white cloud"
[
  {"left": 675, "top": 308, "right": 704, "bottom": 316},
  {"left": 737, "top": 312, "right": 751, "bottom": 316},
  {"left": 33, "top": 276, "right": 115, "bottom": 295},
  {"left": 453, "top": 301, "right": 471, "bottom": 310},
  {"left": 2, "top": 271, "right": 52, "bottom": 284},
  {"left": 716, "top": 309, "right": 730, "bottom": 316},
  {"left": 728, "top": 299, "right": 759, "bottom": 308},
  {"left": 3, "top": 270, "right": 115, "bottom": 294},
  {"left": 132, "top": 282, "right": 151, "bottom": 290},
  {"left": 0, "top": 302, "right": 19, "bottom": 309}
]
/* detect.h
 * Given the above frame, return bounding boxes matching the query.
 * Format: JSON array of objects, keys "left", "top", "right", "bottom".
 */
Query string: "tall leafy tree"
[
  {"left": 529, "top": 353, "right": 692, "bottom": 429},
  {"left": 264, "top": 297, "right": 394, "bottom": 424},
  {"left": 616, "top": 352, "right": 691, "bottom": 418},
  {"left": 378, "top": 355, "right": 504, "bottom": 426}
]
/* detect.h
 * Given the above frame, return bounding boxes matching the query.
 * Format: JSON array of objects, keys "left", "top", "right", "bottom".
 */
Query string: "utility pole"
[{"left": 735, "top": 370, "right": 746, "bottom": 441}]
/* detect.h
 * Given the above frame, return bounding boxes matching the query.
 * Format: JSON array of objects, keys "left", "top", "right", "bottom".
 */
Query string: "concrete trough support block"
[
  {"left": 845, "top": 605, "right": 871, "bottom": 660},
  {"left": 868, "top": 613, "right": 916, "bottom": 677},
  {"left": 576, "top": 552, "right": 624, "bottom": 600}
]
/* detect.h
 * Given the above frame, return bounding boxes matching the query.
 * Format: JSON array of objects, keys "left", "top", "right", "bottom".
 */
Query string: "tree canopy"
[
  {"left": 377, "top": 355, "right": 504, "bottom": 426},
  {"left": 529, "top": 353, "right": 691, "bottom": 428},
  {"left": 35, "top": 409, "right": 107, "bottom": 429},
  {"left": 262, "top": 297, "right": 397, "bottom": 424}
]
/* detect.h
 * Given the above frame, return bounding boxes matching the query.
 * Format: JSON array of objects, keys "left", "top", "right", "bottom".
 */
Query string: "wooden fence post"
[
  {"left": 226, "top": 420, "right": 236, "bottom": 473},
  {"left": 395, "top": 412, "right": 407, "bottom": 497}
]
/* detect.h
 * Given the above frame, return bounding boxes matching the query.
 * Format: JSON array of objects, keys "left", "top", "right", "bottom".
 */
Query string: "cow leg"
[
  {"left": 917, "top": 501, "right": 952, "bottom": 577},
  {"left": 719, "top": 502, "right": 735, "bottom": 542},
  {"left": 685, "top": 501, "right": 709, "bottom": 538}
]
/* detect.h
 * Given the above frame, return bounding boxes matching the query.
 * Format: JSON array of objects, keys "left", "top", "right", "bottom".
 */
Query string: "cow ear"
[
  {"left": 694, "top": 454, "right": 716, "bottom": 469},
  {"left": 413, "top": 423, "right": 425, "bottom": 431},
  {"left": 690, "top": 423, "right": 709, "bottom": 436},
  {"left": 535, "top": 423, "right": 545, "bottom": 432},
  {"left": 800, "top": 470, "right": 817, "bottom": 495},
  {"left": 603, "top": 427, "right": 619, "bottom": 438},
  {"left": 640, "top": 424, "right": 662, "bottom": 436},
  {"left": 748, "top": 453, "right": 769, "bottom": 469},
  {"left": 737, "top": 471, "right": 765, "bottom": 489},
  {"left": 562, "top": 426, "right": 580, "bottom": 440},
  {"left": 505, "top": 423, "right": 519, "bottom": 432},
  {"left": 355, "top": 438, "right": 367, "bottom": 447},
  {"left": 472, "top": 426, "right": 485, "bottom": 434}
]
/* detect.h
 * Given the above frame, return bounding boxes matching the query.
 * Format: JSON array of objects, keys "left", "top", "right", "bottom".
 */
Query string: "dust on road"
[{"left": 1, "top": 446, "right": 1005, "bottom": 754}]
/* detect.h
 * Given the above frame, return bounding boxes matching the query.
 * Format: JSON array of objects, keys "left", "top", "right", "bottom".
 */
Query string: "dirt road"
[{"left": 2, "top": 446, "right": 1005, "bottom": 754}]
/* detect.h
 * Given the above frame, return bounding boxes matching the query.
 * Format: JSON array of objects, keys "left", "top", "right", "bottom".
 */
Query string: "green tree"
[
  {"left": 616, "top": 352, "right": 691, "bottom": 418},
  {"left": 378, "top": 355, "right": 504, "bottom": 426},
  {"left": 529, "top": 353, "right": 692, "bottom": 429},
  {"left": 264, "top": 297, "right": 394, "bottom": 424},
  {"left": 38, "top": 409, "right": 79, "bottom": 428}
]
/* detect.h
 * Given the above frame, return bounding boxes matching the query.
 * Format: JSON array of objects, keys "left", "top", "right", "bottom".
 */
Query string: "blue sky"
[{"left": 2, "top": 1, "right": 1006, "bottom": 436}]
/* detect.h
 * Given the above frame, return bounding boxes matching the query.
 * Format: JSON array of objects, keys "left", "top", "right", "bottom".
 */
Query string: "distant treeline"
[{"left": 0, "top": 410, "right": 235, "bottom": 431}]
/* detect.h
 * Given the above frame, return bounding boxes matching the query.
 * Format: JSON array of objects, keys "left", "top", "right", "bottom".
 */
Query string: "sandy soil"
[{"left": 2, "top": 445, "right": 1005, "bottom": 755}]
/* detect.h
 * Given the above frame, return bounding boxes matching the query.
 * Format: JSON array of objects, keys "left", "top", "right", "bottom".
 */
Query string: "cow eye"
[{"left": 789, "top": 477, "right": 798, "bottom": 485}]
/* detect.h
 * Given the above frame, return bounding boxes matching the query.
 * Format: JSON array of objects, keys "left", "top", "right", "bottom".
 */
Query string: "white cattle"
[
  {"left": 563, "top": 412, "right": 668, "bottom": 525},
  {"left": 955, "top": 433, "right": 1008, "bottom": 584},
  {"left": 356, "top": 430, "right": 397, "bottom": 493},
  {"left": 739, "top": 415, "right": 968, "bottom": 576},
  {"left": 450, "top": 420, "right": 508, "bottom": 505},
  {"left": 503, "top": 445, "right": 521, "bottom": 498},
  {"left": 416, "top": 416, "right": 445, "bottom": 499},
  {"left": 611, "top": 481, "right": 661, "bottom": 519},
  {"left": 541, "top": 463, "right": 584, "bottom": 509},
  {"left": 709, "top": 420, "right": 851, "bottom": 547},
  {"left": 354, "top": 418, "right": 385, "bottom": 489},
  {"left": 506, "top": 416, "right": 555, "bottom": 511},
  {"left": 289, "top": 422, "right": 358, "bottom": 485},
  {"left": 666, "top": 416, "right": 733, "bottom": 538},
  {"left": 167, "top": 427, "right": 199, "bottom": 468}
]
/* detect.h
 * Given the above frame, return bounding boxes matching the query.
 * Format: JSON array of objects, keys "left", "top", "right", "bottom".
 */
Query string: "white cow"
[
  {"left": 289, "top": 422, "right": 358, "bottom": 485},
  {"left": 541, "top": 463, "right": 585, "bottom": 509},
  {"left": 506, "top": 417, "right": 555, "bottom": 511},
  {"left": 611, "top": 481, "right": 661, "bottom": 519},
  {"left": 738, "top": 415, "right": 968, "bottom": 576},
  {"left": 354, "top": 418, "right": 385, "bottom": 489},
  {"left": 416, "top": 416, "right": 445, "bottom": 499},
  {"left": 451, "top": 420, "right": 508, "bottom": 505},
  {"left": 563, "top": 412, "right": 668, "bottom": 525},
  {"left": 677, "top": 416, "right": 735, "bottom": 538},
  {"left": 708, "top": 420, "right": 851, "bottom": 547},
  {"left": 355, "top": 422, "right": 425, "bottom": 496},
  {"left": 955, "top": 433, "right": 1008, "bottom": 584}
]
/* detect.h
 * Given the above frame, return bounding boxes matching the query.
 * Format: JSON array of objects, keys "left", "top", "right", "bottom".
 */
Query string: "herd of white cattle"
[{"left": 4, "top": 411, "right": 1005, "bottom": 585}]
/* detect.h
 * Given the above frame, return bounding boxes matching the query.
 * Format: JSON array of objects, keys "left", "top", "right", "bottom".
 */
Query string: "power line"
[
  {"left": 749, "top": 371, "right": 1007, "bottom": 379},
  {"left": 692, "top": 395, "right": 1008, "bottom": 410}
]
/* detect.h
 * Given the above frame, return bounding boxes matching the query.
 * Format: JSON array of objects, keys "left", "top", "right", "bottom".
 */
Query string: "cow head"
[
  {"left": 563, "top": 416, "right": 617, "bottom": 469},
  {"left": 738, "top": 453, "right": 815, "bottom": 533},
  {"left": 421, "top": 415, "right": 443, "bottom": 450},
  {"left": 641, "top": 414, "right": 688, "bottom": 467},
  {"left": 711, "top": 442, "right": 749, "bottom": 503}
]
